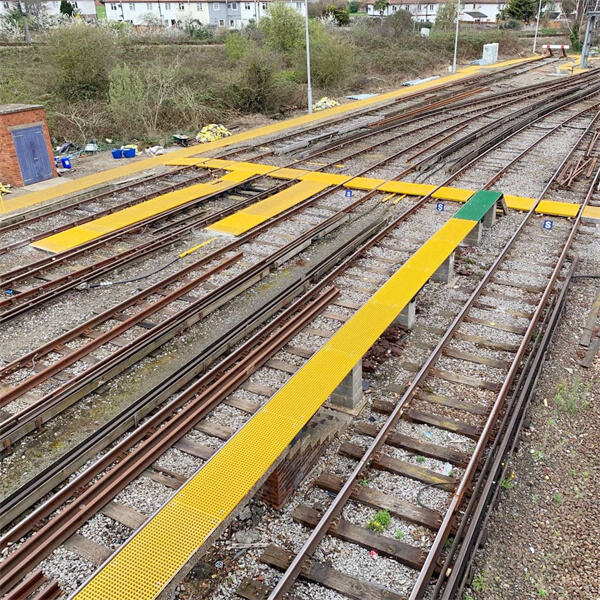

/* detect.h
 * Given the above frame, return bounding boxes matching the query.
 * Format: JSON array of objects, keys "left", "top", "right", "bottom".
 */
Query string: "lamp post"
[
  {"left": 532, "top": 0, "right": 543, "bottom": 52},
  {"left": 304, "top": 0, "right": 313, "bottom": 113},
  {"left": 451, "top": 0, "right": 460, "bottom": 72}
]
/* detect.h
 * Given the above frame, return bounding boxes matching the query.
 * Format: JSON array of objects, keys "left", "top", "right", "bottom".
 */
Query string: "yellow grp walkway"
[
  {"left": 72, "top": 191, "right": 500, "bottom": 600},
  {"left": 173, "top": 157, "right": 600, "bottom": 222},
  {"left": 30, "top": 154, "right": 600, "bottom": 252},
  {"left": 1, "top": 56, "right": 539, "bottom": 217},
  {"left": 207, "top": 179, "right": 331, "bottom": 235},
  {"left": 30, "top": 172, "right": 256, "bottom": 253}
]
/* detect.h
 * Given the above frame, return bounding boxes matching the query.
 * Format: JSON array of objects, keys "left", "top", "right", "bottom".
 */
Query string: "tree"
[
  {"left": 373, "top": 0, "right": 389, "bottom": 16},
  {"left": 434, "top": 1, "right": 457, "bottom": 29},
  {"left": 348, "top": 0, "right": 360, "bottom": 12},
  {"left": 503, "top": 0, "right": 543, "bottom": 23},
  {"left": 60, "top": 0, "right": 74, "bottom": 15}
]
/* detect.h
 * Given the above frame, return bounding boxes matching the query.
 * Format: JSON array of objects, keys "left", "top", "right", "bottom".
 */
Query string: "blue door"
[{"left": 12, "top": 125, "right": 53, "bottom": 185}]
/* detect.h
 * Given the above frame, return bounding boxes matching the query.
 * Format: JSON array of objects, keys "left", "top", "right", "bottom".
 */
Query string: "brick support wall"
[{"left": 0, "top": 105, "right": 56, "bottom": 187}]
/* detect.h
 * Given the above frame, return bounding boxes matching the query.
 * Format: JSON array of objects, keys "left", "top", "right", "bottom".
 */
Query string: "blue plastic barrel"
[
  {"left": 112, "top": 148, "right": 123, "bottom": 159},
  {"left": 123, "top": 148, "right": 135, "bottom": 158},
  {"left": 61, "top": 157, "right": 72, "bottom": 169}
]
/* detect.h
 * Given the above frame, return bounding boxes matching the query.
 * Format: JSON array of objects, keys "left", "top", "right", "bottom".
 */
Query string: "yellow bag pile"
[
  {"left": 312, "top": 97, "right": 340, "bottom": 112},
  {"left": 196, "top": 124, "right": 232, "bottom": 143}
]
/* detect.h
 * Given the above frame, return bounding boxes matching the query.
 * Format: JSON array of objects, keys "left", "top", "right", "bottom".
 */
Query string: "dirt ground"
[{"left": 468, "top": 238, "right": 600, "bottom": 600}]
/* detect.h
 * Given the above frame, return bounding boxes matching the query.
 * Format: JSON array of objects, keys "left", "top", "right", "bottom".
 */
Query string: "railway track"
[
  {"left": 3, "top": 83, "right": 598, "bottom": 493},
  {"left": 0, "top": 67, "right": 594, "bottom": 330},
  {"left": 238, "top": 116, "right": 600, "bottom": 600},
  {"left": 0, "top": 56, "right": 598, "bottom": 598}
]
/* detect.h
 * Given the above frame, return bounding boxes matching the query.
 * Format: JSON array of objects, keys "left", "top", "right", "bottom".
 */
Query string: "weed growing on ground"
[
  {"left": 415, "top": 455, "right": 425, "bottom": 463},
  {"left": 359, "top": 478, "right": 369, "bottom": 487},
  {"left": 367, "top": 509, "right": 391, "bottom": 532},
  {"left": 395, "top": 529, "right": 405, "bottom": 540},
  {"left": 552, "top": 492, "right": 563, "bottom": 505},
  {"left": 536, "top": 584, "right": 549, "bottom": 598},
  {"left": 471, "top": 571, "right": 488, "bottom": 592},
  {"left": 554, "top": 378, "right": 591, "bottom": 413}
]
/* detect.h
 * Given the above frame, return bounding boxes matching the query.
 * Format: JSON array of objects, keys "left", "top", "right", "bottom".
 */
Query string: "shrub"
[
  {"left": 348, "top": 0, "right": 361, "bottom": 12},
  {"left": 295, "top": 21, "right": 350, "bottom": 88},
  {"left": 434, "top": 2, "right": 457, "bottom": 30},
  {"left": 45, "top": 24, "right": 116, "bottom": 101},
  {"left": 225, "top": 31, "right": 249, "bottom": 59},
  {"left": 259, "top": 2, "right": 304, "bottom": 54}
]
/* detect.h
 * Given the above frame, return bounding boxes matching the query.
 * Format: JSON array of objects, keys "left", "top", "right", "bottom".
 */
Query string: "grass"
[
  {"left": 552, "top": 492, "right": 563, "bottom": 505},
  {"left": 554, "top": 378, "right": 591, "bottom": 413},
  {"left": 415, "top": 455, "right": 425, "bottom": 463},
  {"left": 395, "top": 529, "right": 405, "bottom": 540},
  {"left": 471, "top": 571, "right": 488, "bottom": 593},
  {"left": 367, "top": 509, "right": 392, "bottom": 533}
]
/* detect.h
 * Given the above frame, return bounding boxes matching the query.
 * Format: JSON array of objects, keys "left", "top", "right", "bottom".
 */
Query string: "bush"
[
  {"left": 434, "top": 2, "right": 457, "bottom": 30},
  {"left": 45, "top": 24, "right": 116, "bottom": 101},
  {"left": 295, "top": 21, "right": 350, "bottom": 88},
  {"left": 259, "top": 2, "right": 304, "bottom": 54},
  {"left": 348, "top": 0, "right": 361, "bottom": 12},
  {"left": 228, "top": 48, "right": 298, "bottom": 113},
  {"left": 225, "top": 31, "right": 249, "bottom": 59}
]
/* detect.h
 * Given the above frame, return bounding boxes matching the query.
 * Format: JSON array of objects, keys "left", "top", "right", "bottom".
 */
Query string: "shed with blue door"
[{"left": 0, "top": 104, "right": 57, "bottom": 188}]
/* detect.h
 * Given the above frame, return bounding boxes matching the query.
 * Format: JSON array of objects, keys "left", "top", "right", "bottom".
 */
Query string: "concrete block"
[
  {"left": 482, "top": 204, "right": 497, "bottom": 228},
  {"left": 393, "top": 298, "right": 416, "bottom": 329},
  {"left": 481, "top": 43, "right": 499, "bottom": 65},
  {"left": 462, "top": 221, "right": 482, "bottom": 247},
  {"left": 432, "top": 252, "right": 454, "bottom": 284},
  {"left": 329, "top": 360, "right": 362, "bottom": 410}
]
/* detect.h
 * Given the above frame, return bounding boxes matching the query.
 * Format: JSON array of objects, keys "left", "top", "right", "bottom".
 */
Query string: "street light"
[
  {"left": 304, "top": 0, "right": 313, "bottom": 113},
  {"left": 451, "top": 0, "right": 460, "bottom": 72}
]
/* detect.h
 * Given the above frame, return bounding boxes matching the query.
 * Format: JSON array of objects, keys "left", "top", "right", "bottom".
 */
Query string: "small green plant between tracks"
[{"left": 367, "top": 509, "right": 391, "bottom": 532}]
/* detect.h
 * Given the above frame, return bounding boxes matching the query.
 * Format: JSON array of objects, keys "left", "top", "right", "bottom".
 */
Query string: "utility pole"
[
  {"left": 532, "top": 0, "right": 543, "bottom": 53},
  {"left": 304, "top": 0, "right": 312, "bottom": 113},
  {"left": 451, "top": 0, "right": 460, "bottom": 72},
  {"left": 580, "top": 0, "right": 600, "bottom": 67}
]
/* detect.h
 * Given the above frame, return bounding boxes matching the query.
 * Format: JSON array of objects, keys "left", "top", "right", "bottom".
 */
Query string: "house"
[
  {"left": 0, "top": 0, "right": 97, "bottom": 19},
  {"left": 101, "top": 0, "right": 306, "bottom": 27},
  {"left": 364, "top": 0, "right": 555, "bottom": 23}
]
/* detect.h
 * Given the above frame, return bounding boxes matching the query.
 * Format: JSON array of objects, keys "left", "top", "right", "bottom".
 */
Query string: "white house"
[
  {"left": 101, "top": 0, "right": 305, "bottom": 27},
  {"left": 364, "top": 0, "right": 551, "bottom": 23},
  {"left": 0, "top": 0, "right": 97, "bottom": 19}
]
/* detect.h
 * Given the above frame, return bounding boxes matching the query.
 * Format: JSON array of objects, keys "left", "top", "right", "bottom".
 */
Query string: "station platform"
[
  {"left": 1, "top": 56, "right": 540, "bottom": 217},
  {"left": 71, "top": 190, "right": 503, "bottom": 600}
]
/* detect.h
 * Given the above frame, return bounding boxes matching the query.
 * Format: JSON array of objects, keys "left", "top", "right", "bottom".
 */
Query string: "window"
[
  {"left": 295, "top": 1, "right": 301, "bottom": 7},
  {"left": 392, "top": 4, "right": 397, "bottom": 9},
  {"left": 213, "top": 2, "right": 219, "bottom": 8},
  {"left": 261, "top": 2, "right": 266, "bottom": 8},
  {"left": 164, "top": 3, "right": 170, "bottom": 9},
  {"left": 197, "top": 2, "right": 201, "bottom": 8},
  {"left": 244, "top": 2, "right": 251, "bottom": 8},
  {"left": 3, "top": 0, "right": 10, "bottom": 6},
  {"left": 146, "top": 2, "right": 152, "bottom": 8},
  {"left": 129, "top": 3, "right": 135, "bottom": 9},
  {"left": 429, "top": 3, "right": 433, "bottom": 8},
  {"left": 229, "top": 18, "right": 234, "bottom": 24},
  {"left": 218, "top": 17, "right": 224, "bottom": 23},
  {"left": 111, "top": 3, "right": 118, "bottom": 9},
  {"left": 178, "top": 2, "right": 185, "bottom": 8},
  {"left": 227, "top": 2, "right": 237, "bottom": 7}
]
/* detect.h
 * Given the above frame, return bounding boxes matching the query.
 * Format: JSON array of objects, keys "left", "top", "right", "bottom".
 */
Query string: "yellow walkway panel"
[
  {"left": 72, "top": 191, "right": 494, "bottom": 600},
  {"left": 3, "top": 56, "right": 540, "bottom": 216},
  {"left": 31, "top": 175, "right": 252, "bottom": 253},
  {"left": 207, "top": 180, "right": 331, "bottom": 235}
]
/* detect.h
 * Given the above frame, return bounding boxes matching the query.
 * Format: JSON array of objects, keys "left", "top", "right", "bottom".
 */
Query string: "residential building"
[
  {"left": 102, "top": 0, "right": 306, "bottom": 27},
  {"left": 364, "top": 0, "right": 557, "bottom": 23}
]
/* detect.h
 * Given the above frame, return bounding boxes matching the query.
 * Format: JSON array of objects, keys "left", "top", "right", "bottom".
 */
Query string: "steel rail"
[
  {"left": 265, "top": 106, "right": 600, "bottom": 600},
  {"left": 0, "top": 60, "right": 566, "bottom": 324},
  {"left": 0, "top": 166, "right": 211, "bottom": 253},
  {"left": 0, "top": 285, "right": 339, "bottom": 594},
  {"left": 0, "top": 213, "right": 385, "bottom": 530},
  {"left": 437, "top": 256, "right": 578, "bottom": 599},
  {"left": 410, "top": 166, "right": 600, "bottom": 600}
]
